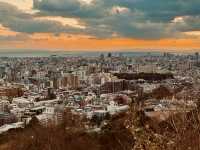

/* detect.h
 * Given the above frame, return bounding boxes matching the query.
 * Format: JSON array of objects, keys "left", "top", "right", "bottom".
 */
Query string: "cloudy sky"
[{"left": 0, "top": 0, "right": 200, "bottom": 52}]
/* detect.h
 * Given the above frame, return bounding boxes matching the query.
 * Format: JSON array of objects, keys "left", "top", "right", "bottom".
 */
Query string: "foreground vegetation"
[{"left": 0, "top": 102, "right": 200, "bottom": 150}]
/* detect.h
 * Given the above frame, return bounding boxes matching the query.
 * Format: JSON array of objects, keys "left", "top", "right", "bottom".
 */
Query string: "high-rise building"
[
  {"left": 62, "top": 74, "right": 80, "bottom": 90},
  {"left": 195, "top": 52, "right": 199, "bottom": 65}
]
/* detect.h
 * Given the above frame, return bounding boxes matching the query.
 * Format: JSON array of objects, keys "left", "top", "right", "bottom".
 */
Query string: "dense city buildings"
[{"left": 0, "top": 52, "right": 200, "bottom": 149}]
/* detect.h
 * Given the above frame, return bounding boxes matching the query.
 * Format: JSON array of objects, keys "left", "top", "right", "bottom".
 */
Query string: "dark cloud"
[
  {"left": 0, "top": 2, "right": 84, "bottom": 34},
  {"left": 1, "top": 0, "right": 200, "bottom": 40},
  {"left": 33, "top": 0, "right": 200, "bottom": 39},
  {"left": 33, "top": 0, "right": 108, "bottom": 18},
  {"left": 33, "top": 0, "right": 200, "bottom": 21}
]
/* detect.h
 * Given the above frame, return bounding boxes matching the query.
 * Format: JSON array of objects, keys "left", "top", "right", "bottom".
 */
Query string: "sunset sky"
[{"left": 0, "top": 0, "right": 200, "bottom": 52}]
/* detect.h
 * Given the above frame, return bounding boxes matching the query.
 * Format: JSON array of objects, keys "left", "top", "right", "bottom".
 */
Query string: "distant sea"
[{"left": 0, "top": 51, "right": 162, "bottom": 58}]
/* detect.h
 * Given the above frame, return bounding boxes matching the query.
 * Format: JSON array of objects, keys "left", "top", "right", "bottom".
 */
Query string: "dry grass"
[
  {"left": 0, "top": 110, "right": 134, "bottom": 150},
  {"left": 1, "top": 102, "right": 200, "bottom": 150}
]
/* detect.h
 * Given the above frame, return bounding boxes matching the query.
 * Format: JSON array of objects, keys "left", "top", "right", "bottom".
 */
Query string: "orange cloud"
[
  {"left": 34, "top": 16, "right": 86, "bottom": 29},
  {"left": 0, "top": 24, "right": 18, "bottom": 36},
  {"left": 0, "top": 33, "right": 200, "bottom": 52}
]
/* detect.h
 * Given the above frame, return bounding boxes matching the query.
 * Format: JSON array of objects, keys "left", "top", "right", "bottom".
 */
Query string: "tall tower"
[{"left": 195, "top": 52, "right": 199, "bottom": 64}]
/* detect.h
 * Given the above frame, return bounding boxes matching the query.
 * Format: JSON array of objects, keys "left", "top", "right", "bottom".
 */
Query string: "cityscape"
[
  {"left": 0, "top": 52, "right": 199, "bottom": 149},
  {"left": 1, "top": 0, "right": 200, "bottom": 149}
]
